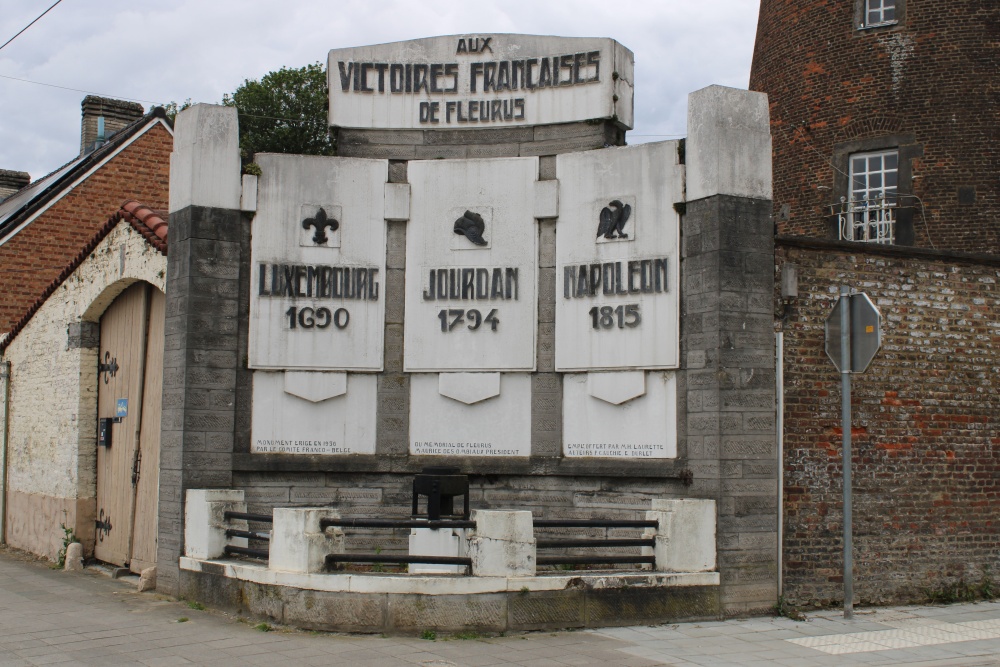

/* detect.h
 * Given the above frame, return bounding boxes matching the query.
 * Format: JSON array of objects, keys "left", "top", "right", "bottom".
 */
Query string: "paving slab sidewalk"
[{"left": 1, "top": 547, "right": 999, "bottom": 666}]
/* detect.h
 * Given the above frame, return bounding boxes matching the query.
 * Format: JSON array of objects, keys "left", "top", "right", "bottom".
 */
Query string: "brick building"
[
  {"left": 0, "top": 96, "right": 172, "bottom": 337},
  {"left": 751, "top": 1, "right": 1000, "bottom": 606},
  {"left": 0, "top": 98, "right": 173, "bottom": 568}
]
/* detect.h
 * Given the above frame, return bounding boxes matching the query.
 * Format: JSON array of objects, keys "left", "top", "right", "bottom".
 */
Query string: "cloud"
[{"left": 0, "top": 0, "right": 758, "bottom": 179}]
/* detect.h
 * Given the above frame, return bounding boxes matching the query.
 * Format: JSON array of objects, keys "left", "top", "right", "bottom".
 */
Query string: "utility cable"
[{"left": 0, "top": 0, "right": 66, "bottom": 53}]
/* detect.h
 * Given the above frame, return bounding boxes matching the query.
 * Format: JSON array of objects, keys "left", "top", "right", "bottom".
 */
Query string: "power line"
[
  {"left": 0, "top": 0, "right": 66, "bottom": 53},
  {"left": 0, "top": 73, "right": 161, "bottom": 105}
]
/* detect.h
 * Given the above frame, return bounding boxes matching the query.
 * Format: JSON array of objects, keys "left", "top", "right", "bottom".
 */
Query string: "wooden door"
[{"left": 95, "top": 282, "right": 163, "bottom": 572}]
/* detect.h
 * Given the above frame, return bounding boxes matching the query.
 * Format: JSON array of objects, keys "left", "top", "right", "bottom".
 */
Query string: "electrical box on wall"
[{"left": 98, "top": 418, "right": 113, "bottom": 448}]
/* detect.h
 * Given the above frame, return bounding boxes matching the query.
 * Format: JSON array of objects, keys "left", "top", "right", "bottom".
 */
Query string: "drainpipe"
[
  {"left": 1, "top": 360, "right": 10, "bottom": 545},
  {"left": 775, "top": 332, "right": 784, "bottom": 597}
]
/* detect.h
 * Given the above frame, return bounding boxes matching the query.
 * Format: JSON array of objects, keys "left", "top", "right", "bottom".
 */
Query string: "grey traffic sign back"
[{"left": 825, "top": 292, "right": 882, "bottom": 373}]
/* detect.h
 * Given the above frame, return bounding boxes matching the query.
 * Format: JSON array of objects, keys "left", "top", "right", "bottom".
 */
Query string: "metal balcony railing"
[{"left": 831, "top": 193, "right": 896, "bottom": 244}]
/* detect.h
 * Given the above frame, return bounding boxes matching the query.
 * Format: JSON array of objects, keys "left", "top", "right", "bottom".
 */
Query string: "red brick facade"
[
  {"left": 750, "top": 0, "right": 999, "bottom": 253},
  {"left": 0, "top": 124, "right": 172, "bottom": 334},
  {"left": 753, "top": 0, "right": 1000, "bottom": 607},
  {"left": 776, "top": 240, "right": 1000, "bottom": 606}
]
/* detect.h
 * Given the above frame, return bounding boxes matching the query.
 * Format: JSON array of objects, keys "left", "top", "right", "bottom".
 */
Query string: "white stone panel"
[
  {"left": 686, "top": 85, "right": 772, "bottom": 201},
  {"left": 270, "top": 508, "right": 344, "bottom": 574},
  {"left": 184, "top": 489, "right": 247, "bottom": 560},
  {"left": 169, "top": 104, "right": 241, "bottom": 212},
  {"left": 533, "top": 180, "right": 559, "bottom": 219},
  {"left": 409, "top": 528, "right": 468, "bottom": 575},
  {"left": 438, "top": 372, "right": 501, "bottom": 405},
  {"left": 645, "top": 499, "right": 717, "bottom": 572},
  {"left": 251, "top": 371, "right": 376, "bottom": 455},
  {"left": 283, "top": 371, "right": 347, "bottom": 402},
  {"left": 241, "top": 174, "right": 258, "bottom": 212},
  {"left": 555, "top": 141, "right": 682, "bottom": 372},
  {"left": 562, "top": 371, "right": 676, "bottom": 459},
  {"left": 469, "top": 510, "right": 536, "bottom": 577},
  {"left": 249, "top": 154, "right": 388, "bottom": 371},
  {"left": 384, "top": 183, "right": 410, "bottom": 221},
  {"left": 405, "top": 158, "right": 538, "bottom": 372},
  {"left": 587, "top": 370, "right": 645, "bottom": 405},
  {"left": 409, "top": 373, "right": 531, "bottom": 457},
  {"left": 328, "top": 35, "right": 634, "bottom": 130}
]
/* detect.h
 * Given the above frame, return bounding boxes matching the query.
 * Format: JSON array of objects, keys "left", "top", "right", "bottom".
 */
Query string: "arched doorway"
[{"left": 94, "top": 281, "right": 164, "bottom": 572}]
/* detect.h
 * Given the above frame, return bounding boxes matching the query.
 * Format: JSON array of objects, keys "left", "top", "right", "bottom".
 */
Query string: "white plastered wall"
[{"left": 0, "top": 222, "right": 166, "bottom": 559}]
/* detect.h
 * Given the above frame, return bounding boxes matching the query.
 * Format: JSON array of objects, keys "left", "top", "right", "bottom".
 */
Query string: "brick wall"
[
  {"left": 776, "top": 239, "right": 1000, "bottom": 606},
  {"left": 0, "top": 222, "right": 166, "bottom": 559},
  {"left": 0, "top": 124, "right": 172, "bottom": 334},
  {"left": 750, "top": 0, "right": 1000, "bottom": 253}
]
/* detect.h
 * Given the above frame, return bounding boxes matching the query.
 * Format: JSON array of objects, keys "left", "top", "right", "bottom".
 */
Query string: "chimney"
[
  {"left": 0, "top": 170, "right": 30, "bottom": 202},
  {"left": 81, "top": 96, "right": 144, "bottom": 155}
]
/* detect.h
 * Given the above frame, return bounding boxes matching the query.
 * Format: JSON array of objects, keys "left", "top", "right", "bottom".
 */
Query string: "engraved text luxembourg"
[
  {"left": 257, "top": 263, "right": 380, "bottom": 331},
  {"left": 336, "top": 38, "right": 601, "bottom": 126}
]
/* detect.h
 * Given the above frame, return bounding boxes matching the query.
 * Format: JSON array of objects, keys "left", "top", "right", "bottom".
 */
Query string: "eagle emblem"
[
  {"left": 597, "top": 200, "right": 631, "bottom": 239},
  {"left": 454, "top": 210, "right": 488, "bottom": 246}
]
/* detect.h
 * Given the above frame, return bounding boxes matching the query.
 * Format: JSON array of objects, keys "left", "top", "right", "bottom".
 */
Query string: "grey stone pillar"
[
  {"left": 158, "top": 105, "right": 243, "bottom": 594},
  {"left": 683, "top": 86, "right": 777, "bottom": 615}
]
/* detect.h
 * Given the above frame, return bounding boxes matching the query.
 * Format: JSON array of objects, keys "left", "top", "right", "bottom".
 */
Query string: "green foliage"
[
  {"left": 448, "top": 631, "right": 482, "bottom": 640},
  {"left": 255, "top": 622, "right": 272, "bottom": 632},
  {"left": 772, "top": 595, "right": 806, "bottom": 621},
  {"left": 186, "top": 601, "right": 206, "bottom": 611},
  {"left": 177, "top": 617, "right": 189, "bottom": 623},
  {"left": 420, "top": 629, "right": 437, "bottom": 641},
  {"left": 924, "top": 570, "right": 997, "bottom": 604},
  {"left": 223, "top": 63, "right": 335, "bottom": 160},
  {"left": 56, "top": 523, "right": 80, "bottom": 568},
  {"left": 160, "top": 99, "right": 193, "bottom": 122}
]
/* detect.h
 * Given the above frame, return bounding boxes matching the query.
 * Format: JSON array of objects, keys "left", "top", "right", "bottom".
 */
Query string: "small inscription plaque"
[
  {"left": 250, "top": 372, "right": 377, "bottom": 455},
  {"left": 409, "top": 374, "right": 531, "bottom": 457},
  {"left": 562, "top": 371, "right": 677, "bottom": 459}
]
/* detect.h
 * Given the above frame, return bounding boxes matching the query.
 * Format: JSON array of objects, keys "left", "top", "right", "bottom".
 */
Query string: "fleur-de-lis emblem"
[{"left": 302, "top": 207, "right": 339, "bottom": 245}]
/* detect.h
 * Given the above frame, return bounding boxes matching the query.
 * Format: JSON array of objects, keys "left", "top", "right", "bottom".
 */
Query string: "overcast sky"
[{"left": 0, "top": 0, "right": 760, "bottom": 180}]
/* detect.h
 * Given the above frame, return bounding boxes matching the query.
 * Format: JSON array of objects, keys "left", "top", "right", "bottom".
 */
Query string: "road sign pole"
[{"left": 840, "top": 286, "right": 854, "bottom": 620}]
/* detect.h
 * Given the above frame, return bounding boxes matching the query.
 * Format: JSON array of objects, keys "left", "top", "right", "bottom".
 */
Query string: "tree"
[
  {"left": 223, "top": 62, "right": 335, "bottom": 159},
  {"left": 158, "top": 99, "right": 192, "bottom": 122}
]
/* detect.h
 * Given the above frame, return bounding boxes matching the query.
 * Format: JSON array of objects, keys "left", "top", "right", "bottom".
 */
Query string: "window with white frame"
[
  {"left": 839, "top": 150, "right": 898, "bottom": 243},
  {"left": 865, "top": 0, "right": 896, "bottom": 26}
]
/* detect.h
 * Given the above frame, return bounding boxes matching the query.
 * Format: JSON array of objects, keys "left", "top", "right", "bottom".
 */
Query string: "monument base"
[{"left": 179, "top": 557, "right": 720, "bottom": 633}]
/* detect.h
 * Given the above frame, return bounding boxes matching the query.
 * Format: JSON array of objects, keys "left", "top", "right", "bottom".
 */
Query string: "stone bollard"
[
  {"left": 184, "top": 489, "right": 248, "bottom": 560},
  {"left": 137, "top": 567, "right": 157, "bottom": 592},
  {"left": 63, "top": 542, "right": 84, "bottom": 571},
  {"left": 468, "top": 510, "right": 535, "bottom": 577},
  {"left": 642, "top": 499, "right": 717, "bottom": 572},
  {"left": 269, "top": 508, "right": 344, "bottom": 574}
]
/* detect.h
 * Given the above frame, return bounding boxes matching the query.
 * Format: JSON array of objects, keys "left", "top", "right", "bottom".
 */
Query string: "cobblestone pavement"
[{"left": 2, "top": 548, "right": 999, "bottom": 666}]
